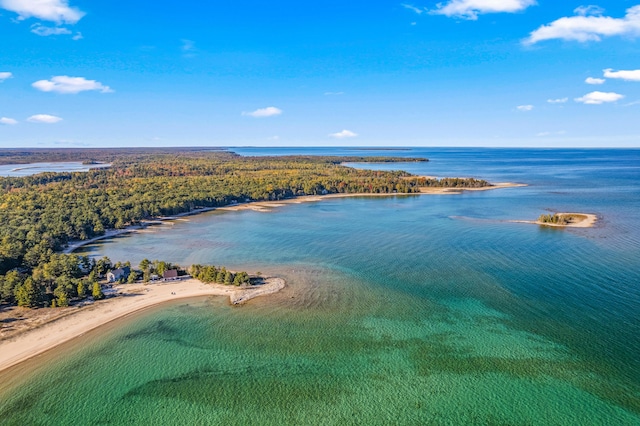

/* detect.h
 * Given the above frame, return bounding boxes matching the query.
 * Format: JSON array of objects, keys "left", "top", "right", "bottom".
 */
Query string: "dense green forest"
[{"left": 0, "top": 149, "right": 490, "bottom": 308}]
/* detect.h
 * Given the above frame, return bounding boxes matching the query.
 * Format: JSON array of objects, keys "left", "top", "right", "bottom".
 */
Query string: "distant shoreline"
[
  {"left": 0, "top": 277, "right": 285, "bottom": 374},
  {"left": 65, "top": 182, "right": 526, "bottom": 253}
]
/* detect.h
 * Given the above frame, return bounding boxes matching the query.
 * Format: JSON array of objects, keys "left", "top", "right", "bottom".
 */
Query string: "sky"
[{"left": 1, "top": 0, "right": 640, "bottom": 148}]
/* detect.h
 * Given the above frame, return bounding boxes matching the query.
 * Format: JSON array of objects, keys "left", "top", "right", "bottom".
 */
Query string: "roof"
[
  {"left": 163, "top": 269, "right": 179, "bottom": 279},
  {"left": 109, "top": 266, "right": 130, "bottom": 277}
]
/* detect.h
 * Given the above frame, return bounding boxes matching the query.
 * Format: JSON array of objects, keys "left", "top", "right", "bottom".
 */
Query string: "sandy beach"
[
  {"left": 513, "top": 212, "right": 598, "bottom": 228},
  {"left": 0, "top": 277, "right": 284, "bottom": 373}
]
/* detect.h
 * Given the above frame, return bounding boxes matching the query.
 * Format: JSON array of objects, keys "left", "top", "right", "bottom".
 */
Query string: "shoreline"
[
  {"left": 0, "top": 277, "right": 284, "bottom": 374},
  {"left": 512, "top": 212, "right": 598, "bottom": 228},
  {"left": 63, "top": 184, "right": 525, "bottom": 253}
]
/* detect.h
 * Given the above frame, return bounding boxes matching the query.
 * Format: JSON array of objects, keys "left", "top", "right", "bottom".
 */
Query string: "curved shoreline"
[
  {"left": 64, "top": 183, "right": 525, "bottom": 253},
  {"left": 0, "top": 277, "right": 284, "bottom": 373}
]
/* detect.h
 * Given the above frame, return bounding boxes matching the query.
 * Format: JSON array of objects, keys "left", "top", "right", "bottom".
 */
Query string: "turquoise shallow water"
[{"left": 1, "top": 148, "right": 639, "bottom": 424}]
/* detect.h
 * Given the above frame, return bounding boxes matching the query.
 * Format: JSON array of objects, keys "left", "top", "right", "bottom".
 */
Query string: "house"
[
  {"left": 163, "top": 269, "right": 179, "bottom": 281},
  {"left": 107, "top": 267, "right": 131, "bottom": 283}
]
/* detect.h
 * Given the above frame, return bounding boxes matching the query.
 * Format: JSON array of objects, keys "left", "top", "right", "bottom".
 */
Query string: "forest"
[{"left": 0, "top": 149, "right": 490, "bottom": 308}]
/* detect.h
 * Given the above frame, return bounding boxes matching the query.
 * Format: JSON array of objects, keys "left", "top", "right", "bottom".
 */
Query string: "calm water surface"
[
  {"left": 0, "top": 161, "right": 110, "bottom": 177},
  {"left": 1, "top": 148, "right": 639, "bottom": 425}
]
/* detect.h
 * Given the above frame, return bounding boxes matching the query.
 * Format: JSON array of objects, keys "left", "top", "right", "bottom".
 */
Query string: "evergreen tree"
[
  {"left": 15, "top": 277, "right": 44, "bottom": 308},
  {"left": 92, "top": 282, "right": 104, "bottom": 300}
]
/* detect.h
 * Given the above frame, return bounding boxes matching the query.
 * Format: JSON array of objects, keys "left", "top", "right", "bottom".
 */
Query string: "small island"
[{"left": 517, "top": 212, "right": 598, "bottom": 228}]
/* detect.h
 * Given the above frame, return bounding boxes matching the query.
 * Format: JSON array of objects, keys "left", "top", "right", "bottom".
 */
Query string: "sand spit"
[{"left": 0, "top": 277, "right": 284, "bottom": 373}]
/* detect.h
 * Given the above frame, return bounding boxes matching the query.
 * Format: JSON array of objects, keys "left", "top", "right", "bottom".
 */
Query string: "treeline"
[
  {"left": 190, "top": 264, "right": 251, "bottom": 286},
  {"left": 538, "top": 214, "right": 569, "bottom": 225},
  {"left": 1, "top": 254, "right": 103, "bottom": 308},
  {"left": 416, "top": 177, "right": 490, "bottom": 188}
]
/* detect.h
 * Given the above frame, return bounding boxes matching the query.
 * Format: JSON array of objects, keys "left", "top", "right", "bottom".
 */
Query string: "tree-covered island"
[{"left": 0, "top": 148, "right": 491, "bottom": 309}]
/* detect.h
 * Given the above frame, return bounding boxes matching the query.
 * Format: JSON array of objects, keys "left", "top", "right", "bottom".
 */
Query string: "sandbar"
[{"left": 0, "top": 277, "right": 284, "bottom": 373}]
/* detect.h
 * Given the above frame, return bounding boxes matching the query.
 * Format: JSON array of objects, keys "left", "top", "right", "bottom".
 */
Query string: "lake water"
[
  {"left": 1, "top": 148, "right": 639, "bottom": 424},
  {"left": 0, "top": 161, "right": 110, "bottom": 177}
]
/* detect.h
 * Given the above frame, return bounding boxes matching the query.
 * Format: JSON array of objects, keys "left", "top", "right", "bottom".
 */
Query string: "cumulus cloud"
[
  {"left": 585, "top": 77, "right": 605, "bottom": 85},
  {"left": 525, "top": 5, "right": 640, "bottom": 45},
  {"left": 329, "top": 129, "right": 358, "bottom": 139},
  {"left": 547, "top": 97, "right": 568, "bottom": 104},
  {"left": 575, "top": 91, "right": 624, "bottom": 104},
  {"left": 603, "top": 68, "right": 640, "bottom": 81},
  {"left": 431, "top": 0, "right": 536, "bottom": 20},
  {"left": 30, "top": 24, "right": 71, "bottom": 36},
  {"left": 0, "top": 117, "right": 18, "bottom": 125},
  {"left": 242, "top": 107, "right": 282, "bottom": 118},
  {"left": 0, "top": 72, "right": 13, "bottom": 82},
  {"left": 32, "top": 76, "right": 113, "bottom": 94},
  {"left": 517, "top": 104, "right": 534, "bottom": 111},
  {"left": 0, "top": 0, "right": 85, "bottom": 24},
  {"left": 27, "top": 114, "right": 62, "bottom": 123}
]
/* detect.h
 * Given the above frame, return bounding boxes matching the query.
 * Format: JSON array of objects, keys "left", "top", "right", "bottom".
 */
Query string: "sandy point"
[{"left": 0, "top": 277, "right": 284, "bottom": 373}]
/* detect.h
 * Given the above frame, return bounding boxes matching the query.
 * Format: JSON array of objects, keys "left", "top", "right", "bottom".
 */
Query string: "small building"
[
  {"left": 107, "top": 267, "right": 131, "bottom": 283},
  {"left": 163, "top": 269, "right": 179, "bottom": 281}
]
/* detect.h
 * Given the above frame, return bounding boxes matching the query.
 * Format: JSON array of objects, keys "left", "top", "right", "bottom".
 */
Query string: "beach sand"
[{"left": 0, "top": 277, "right": 284, "bottom": 373}]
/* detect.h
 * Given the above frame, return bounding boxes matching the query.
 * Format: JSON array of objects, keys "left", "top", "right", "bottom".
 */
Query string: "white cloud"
[
  {"left": 575, "top": 91, "right": 624, "bottom": 104},
  {"left": 30, "top": 24, "right": 71, "bottom": 36},
  {"left": 603, "top": 68, "right": 640, "bottom": 81},
  {"left": 0, "top": 72, "right": 13, "bottom": 82},
  {"left": 517, "top": 104, "right": 534, "bottom": 111},
  {"left": 0, "top": 117, "right": 18, "bottom": 125},
  {"left": 0, "top": 0, "right": 85, "bottom": 24},
  {"left": 32, "top": 76, "right": 113, "bottom": 94},
  {"left": 402, "top": 3, "right": 424, "bottom": 14},
  {"left": 431, "top": 0, "right": 536, "bottom": 20},
  {"left": 547, "top": 97, "right": 568, "bottom": 104},
  {"left": 72, "top": 31, "right": 82, "bottom": 40},
  {"left": 324, "top": 91, "right": 344, "bottom": 96},
  {"left": 574, "top": 5, "right": 605, "bottom": 17},
  {"left": 27, "top": 114, "right": 62, "bottom": 123},
  {"left": 585, "top": 77, "right": 605, "bottom": 84},
  {"left": 329, "top": 129, "right": 358, "bottom": 139},
  {"left": 242, "top": 107, "right": 282, "bottom": 118},
  {"left": 525, "top": 5, "right": 640, "bottom": 44}
]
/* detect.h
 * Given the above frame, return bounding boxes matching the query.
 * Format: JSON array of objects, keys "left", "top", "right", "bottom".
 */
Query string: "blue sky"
[{"left": 1, "top": 0, "right": 639, "bottom": 148}]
